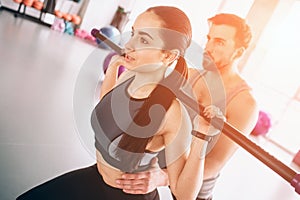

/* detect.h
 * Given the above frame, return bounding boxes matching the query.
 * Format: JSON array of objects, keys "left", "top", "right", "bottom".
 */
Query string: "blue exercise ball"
[{"left": 96, "top": 25, "right": 121, "bottom": 50}]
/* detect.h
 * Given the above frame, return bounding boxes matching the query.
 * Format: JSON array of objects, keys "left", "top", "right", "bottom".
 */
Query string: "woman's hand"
[
  {"left": 100, "top": 54, "right": 128, "bottom": 99},
  {"left": 191, "top": 105, "right": 226, "bottom": 158},
  {"left": 115, "top": 157, "right": 168, "bottom": 194},
  {"left": 203, "top": 105, "right": 226, "bottom": 121},
  {"left": 108, "top": 54, "right": 127, "bottom": 72},
  {"left": 193, "top": 105, "right": 225, "bottom": 137}
]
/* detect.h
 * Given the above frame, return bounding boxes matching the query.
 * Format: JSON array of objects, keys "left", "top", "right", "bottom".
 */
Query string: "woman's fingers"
[{"left": 203, "top": 105, "right": 225, "bottom": 120}]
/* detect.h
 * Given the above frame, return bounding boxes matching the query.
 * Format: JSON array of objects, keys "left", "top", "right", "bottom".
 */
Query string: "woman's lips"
[{"left": 125, "top": 54, "right": 135, "bottom": 62}]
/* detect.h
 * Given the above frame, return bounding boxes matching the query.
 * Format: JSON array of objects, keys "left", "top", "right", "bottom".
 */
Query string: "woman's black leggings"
[{"left": 16, "top": 164, "right": 160, "bottom": 200}]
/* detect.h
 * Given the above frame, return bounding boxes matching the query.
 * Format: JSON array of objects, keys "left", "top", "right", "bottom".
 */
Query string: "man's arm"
[{"left": 203, "top": 91, "right": 259, "bottom": 179}]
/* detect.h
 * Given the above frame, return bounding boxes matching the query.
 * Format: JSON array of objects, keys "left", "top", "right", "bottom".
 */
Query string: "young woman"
[{"left": 17, "top": 6, "right": 221, "bottom": 200}]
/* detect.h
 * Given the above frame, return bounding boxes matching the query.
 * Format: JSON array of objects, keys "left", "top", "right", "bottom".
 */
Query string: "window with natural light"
[{"left": 243, "top": 0, "right": 300, "bottom": 165}]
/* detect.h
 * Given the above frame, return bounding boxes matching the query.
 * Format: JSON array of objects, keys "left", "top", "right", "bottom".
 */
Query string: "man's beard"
[
  {"left": 202, "top": 52, "right": 229, "bottom": 71},
  {"left": 202, "top": 52, "right": 217, "bottom": 71}
]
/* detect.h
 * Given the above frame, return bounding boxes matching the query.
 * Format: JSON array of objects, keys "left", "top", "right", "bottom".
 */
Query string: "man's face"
[{"left": 203, "top": 24, "right": 240, "bottom": 70}]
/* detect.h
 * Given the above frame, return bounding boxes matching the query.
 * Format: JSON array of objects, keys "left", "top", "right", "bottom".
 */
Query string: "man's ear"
[
  {"left": 163, "top": 49, "right": 180, "bottom": 65},
  {"left": 233, "top": 47, "right": 245, "bottom": 59}
]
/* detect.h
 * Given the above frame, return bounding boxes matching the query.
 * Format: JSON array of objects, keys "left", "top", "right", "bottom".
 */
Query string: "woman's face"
[{"left": 124, "top": 11, "right": 168, "bottom": 72}]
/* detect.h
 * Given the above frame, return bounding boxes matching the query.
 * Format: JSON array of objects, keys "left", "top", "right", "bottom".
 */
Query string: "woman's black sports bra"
[{"left": 91, "top": 77, "right": 160, "bottom": 173}]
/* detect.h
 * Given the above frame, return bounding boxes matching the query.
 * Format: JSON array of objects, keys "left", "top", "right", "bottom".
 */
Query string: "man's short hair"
[{"left": 208, "top": 13, "right": 252, "bottom": 49}]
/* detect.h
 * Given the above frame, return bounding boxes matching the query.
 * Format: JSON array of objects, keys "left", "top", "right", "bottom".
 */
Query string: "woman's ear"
[{"left": 163, "top": 49, "right": 180, "bottom": 66}]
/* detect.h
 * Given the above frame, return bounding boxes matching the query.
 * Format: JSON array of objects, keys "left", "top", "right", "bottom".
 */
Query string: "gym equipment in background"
[
  {"left": 250, "top": 110, "right": 300, "bottom": 168},
  {"left": 95, "top": 26, "right": 121, "bottom": 50},
  {"left": 90, "top": 28, "right": 300, "bottom": 195},
  {"left": 91, "top": 28, "right": 124, "bottom": 55},
  {"left": 110, "top": 6, "right": 130, "bottom": 32}
]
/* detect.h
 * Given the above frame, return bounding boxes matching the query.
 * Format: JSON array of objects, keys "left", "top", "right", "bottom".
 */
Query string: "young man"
[{"left": 115, "top": 13, "right": 259, "bottom": 200}]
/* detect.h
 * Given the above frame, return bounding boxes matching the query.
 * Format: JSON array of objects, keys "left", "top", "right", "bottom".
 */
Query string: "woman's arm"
[
  {"left": 99, "top": 55, "right": 127, "bottom": 99},
  {"left": 163, "top": 100, "right": 207, "bottom": 200},
  {"left": 114, "top": 105, "right": 225, "bottom": 198}
]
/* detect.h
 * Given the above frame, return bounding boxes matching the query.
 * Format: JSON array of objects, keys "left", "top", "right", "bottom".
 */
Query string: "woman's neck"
[{"left": 128, "top": 70, "right": 166, "bottom": 98}]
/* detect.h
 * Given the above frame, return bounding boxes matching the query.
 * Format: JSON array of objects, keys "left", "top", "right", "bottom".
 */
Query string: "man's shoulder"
[
  {"left": 188, "top": 68, "right": 205, "bottom": 75},
  {"left": 228, "top": 86, "right": 256, "bottom": 106},
  {"left": 226, "top": 88, "right": 258, "bottom": 121}
]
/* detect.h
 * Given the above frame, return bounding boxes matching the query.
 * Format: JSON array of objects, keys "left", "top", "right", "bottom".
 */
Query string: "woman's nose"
[{"left": 124, "top": 38, "right": 134, "bottom": 52}]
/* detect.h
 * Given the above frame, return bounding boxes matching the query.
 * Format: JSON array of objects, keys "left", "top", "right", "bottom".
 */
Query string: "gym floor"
[{"left": 0, "top": 9, "right": 299, "bottom": 200}]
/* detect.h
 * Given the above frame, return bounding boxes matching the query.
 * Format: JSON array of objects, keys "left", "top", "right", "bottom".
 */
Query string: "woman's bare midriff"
[
  {"left": 96, "top": 134, "right": 166, "bottom": 188},
  {"left": 96, "top": 150, "right": 123, "bottom": 188}
]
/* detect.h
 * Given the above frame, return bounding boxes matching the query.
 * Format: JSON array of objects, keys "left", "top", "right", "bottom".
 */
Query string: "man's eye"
[{"left": 216, "top": 41, "right": 225, "bottom": 46}]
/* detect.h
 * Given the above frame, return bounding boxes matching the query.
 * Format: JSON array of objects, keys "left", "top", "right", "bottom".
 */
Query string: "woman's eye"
[{"left": 140, "top": 37, "right": 149, "bottom": 44}]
